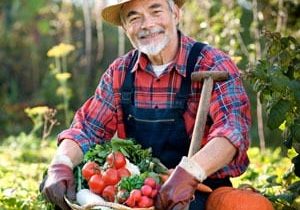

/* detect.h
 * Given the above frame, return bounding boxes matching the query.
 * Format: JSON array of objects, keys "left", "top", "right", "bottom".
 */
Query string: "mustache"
[{"left": 137, "top": 28, "right": 164, "bottom": 38}]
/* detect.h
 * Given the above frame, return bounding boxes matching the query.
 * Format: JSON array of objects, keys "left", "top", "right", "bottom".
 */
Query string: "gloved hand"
[
  {"left": 41, "top": 164, "right": 75, "bottom": 210},
  {"left": 155, "top": 157, "right": 207, "bottom": 210}
]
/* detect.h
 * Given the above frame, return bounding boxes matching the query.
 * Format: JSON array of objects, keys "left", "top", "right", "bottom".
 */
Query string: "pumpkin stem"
[{"left": 238, "top": 184, "right": 259, "bottom": 193}]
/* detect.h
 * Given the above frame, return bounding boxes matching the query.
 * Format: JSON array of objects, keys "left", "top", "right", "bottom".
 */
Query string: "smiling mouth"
[{"left": 139, "top": 31, "right": 164, "bottom": 40}]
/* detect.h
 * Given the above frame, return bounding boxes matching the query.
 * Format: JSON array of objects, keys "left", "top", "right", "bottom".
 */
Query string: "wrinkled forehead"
[
  {"left": 120, "top": 0, "right": 169, "bottom": 22},
  {"left": 122, "top": 0, "right": 170, "bottom": 14},
  {"left": 122, "top": 0, "right": 168, "bottom": 9}
]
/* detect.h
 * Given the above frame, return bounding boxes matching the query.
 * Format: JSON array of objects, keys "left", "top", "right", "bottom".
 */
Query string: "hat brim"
[{"left": 102, "top": 0, "right": 185, "bottom": 26}]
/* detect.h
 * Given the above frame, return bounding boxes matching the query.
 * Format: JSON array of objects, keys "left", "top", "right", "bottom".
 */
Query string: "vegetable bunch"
[{"left": 76, "top": 139, "right": 168, "bottom": 208}]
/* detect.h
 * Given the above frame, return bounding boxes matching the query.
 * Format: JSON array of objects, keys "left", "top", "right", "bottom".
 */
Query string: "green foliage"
[
  {"left": 268, "top": 100, "right": 292, "bottom": 130},
  {"left": 247, "top": 31, "right": 300, "bottom": 161},
  {"left": 2, "top": 136, "right": 299, "bottom": 209},
  {"left": 183, "top": 0, "right": 244, "bottom": 57},
  {"left": 0, "top": 0, "right": 300, "bottom": 208},
  {"left": 118, "top": 174, "right": 145, "bottom": 193},
  {"left": 232, "top": 147, "right": 300, "bottom": 209},
  {"left": 84, "top": 138, "right": 168, "bottom": 174},
  {"left": 0, "top": 133, "right": 56, "bottom": 210}
]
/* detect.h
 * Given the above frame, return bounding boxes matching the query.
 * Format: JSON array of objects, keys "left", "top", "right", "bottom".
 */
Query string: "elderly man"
[{"left": 41, "top": 0, "right": 251, "bottom": 209}]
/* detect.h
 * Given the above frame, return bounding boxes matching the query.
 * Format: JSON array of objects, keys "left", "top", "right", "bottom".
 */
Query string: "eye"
[
  {"left": 128, "top": 15, "right": 141, "bottom": 24},
  {"left": 152, "top": 10, "right": 162, "bottom": 15}
]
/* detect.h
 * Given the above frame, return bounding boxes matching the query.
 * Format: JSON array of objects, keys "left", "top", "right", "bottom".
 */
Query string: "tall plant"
[
  {"left": 247, "top": 31, "right": 300, "bottom": 177},
  {"left": 47, "top": 43, "right": 75, "bottom": 127}
]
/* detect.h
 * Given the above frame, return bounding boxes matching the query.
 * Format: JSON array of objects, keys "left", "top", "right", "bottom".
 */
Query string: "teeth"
[
  {"left": 140, "top": 32, "right": 159, "bottom": 39},
  {"left": 138, "top": 29, "right": 163, "bottom": 39}
]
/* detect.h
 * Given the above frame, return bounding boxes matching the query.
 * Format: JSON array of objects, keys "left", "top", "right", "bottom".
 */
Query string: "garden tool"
[
  {"left": 183, "top": 71, "right": 229, "bottom": 210},
  {"left": 188, "top": 71, "right": 229, "bottom": 158}
]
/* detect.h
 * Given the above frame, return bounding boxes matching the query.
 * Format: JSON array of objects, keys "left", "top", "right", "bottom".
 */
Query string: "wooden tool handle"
[
  {"left": 191, "top": 71, "right": 229, "bottom": 82},
  {"left": 188, "top": 71, "right": 229, "bottom": 158},
  {"left": 188, "top": 77, "right": 214, "bottom": 158}
]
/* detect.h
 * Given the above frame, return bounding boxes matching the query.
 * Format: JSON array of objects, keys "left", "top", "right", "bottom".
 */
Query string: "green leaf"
[
  {"left": 270, "top": 74, "right": 290, "bottom": 91},
  {"left": 287, "top": 80, "right": 300, "bottom": 104},
  {"left": 84, "top": 143, "right": 112, "bottom": 165},
  {"left": 273, "top": 192, "right": 296, "bottom": 204},
  {"left": 279, "top": 50, "right": 292, "bottom": 69},
  {"left": 117, "top": 175, "right": 144, "bottom": 192},
  {"left": 294, "top": 90, "right": 300, "bottom": 104},
  {"left": 266, "top": 175, "right": 278, "bottom": 184},
  {"left": 268, "top": 40, "right": 281, "bottom": 57},
  {"left": 111, "top": 138, "right": 134, "bottom": 152},
  {"left": 267, "top": 100, "right": 292, "bottom": 130},
  {"left": 280, "top": 37, "right": 291, "bottom": 49},
  {"left": 287, "top": 180, "right": 300, "bottom": 192}
]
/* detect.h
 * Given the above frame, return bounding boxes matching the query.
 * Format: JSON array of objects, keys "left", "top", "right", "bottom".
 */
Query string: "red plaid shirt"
[{"left": 58, "top": 31, "right": 251, "bottom": 178}]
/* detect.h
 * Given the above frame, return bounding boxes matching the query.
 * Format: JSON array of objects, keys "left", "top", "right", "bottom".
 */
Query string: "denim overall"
[{"left": 121, "top": 43, "right": 231, "bottom": 210}]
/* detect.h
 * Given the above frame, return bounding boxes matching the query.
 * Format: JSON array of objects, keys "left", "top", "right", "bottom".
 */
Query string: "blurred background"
[
  {"left": 0, "top": 0, "right": 300, "bottom": 209},
  {"left": 0, "top": 0, "right": 299, "bottom": 146}
]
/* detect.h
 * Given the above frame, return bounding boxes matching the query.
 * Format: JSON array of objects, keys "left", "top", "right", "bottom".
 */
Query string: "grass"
[
  {"left": 0, "top": 133, "right": 56, "bottom": 210},
  {"left": 0, "top": 133, "right": 299, "bottom": 209}
]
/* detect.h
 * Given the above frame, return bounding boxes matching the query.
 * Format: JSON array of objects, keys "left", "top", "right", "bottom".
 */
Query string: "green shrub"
[{"left": 232, "top": 147, "right": 300, "bottom": 209}]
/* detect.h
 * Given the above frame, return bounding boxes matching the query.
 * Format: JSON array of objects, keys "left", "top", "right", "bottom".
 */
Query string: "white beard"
[
  {"left": 138, "top": 35, "right": 170, "bottom": 55},
  {"left": 131, "top": 27, "right": 170, "bottom": 56}
]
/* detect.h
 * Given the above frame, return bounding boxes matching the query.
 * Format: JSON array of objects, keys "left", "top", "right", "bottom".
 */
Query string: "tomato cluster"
[
  {"left": 81, "top": 151, "right": 160, "bottom": 208},
  {"left": 124, "top": 177, "right": 159, "bottom": 208},
  {"left": 82, "top": 151, "right": 131, "bottom": 202}
]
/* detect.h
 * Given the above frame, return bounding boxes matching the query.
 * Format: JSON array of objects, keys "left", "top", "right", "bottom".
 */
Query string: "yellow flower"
[
  {"left": 231, "top": 56, "right": 242, "bottom": 63},
  {"left": 55, "top": 72, "right": 71, "bottom": 81},
  {"left": 279, "top": 120, "right": 286, "bottom": 131},
  {"left": 47, "top": 43, "right": 75, "bottom": 58},
  {"left": 56, "top": 86, "right": 67, "bottom": 96},
  {"left": 25, "top": 106, "right": 49, "bottom": 116}
]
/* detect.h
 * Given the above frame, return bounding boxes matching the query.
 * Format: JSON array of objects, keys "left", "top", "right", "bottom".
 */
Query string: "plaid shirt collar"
[{"left": 130, "top": 30, "right": 195, "bottom": 78}]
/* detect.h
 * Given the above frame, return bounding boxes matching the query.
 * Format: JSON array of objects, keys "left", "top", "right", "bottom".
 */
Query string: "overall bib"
[{"left": 121, "top": 43, "right": 231, "bottom": 210}]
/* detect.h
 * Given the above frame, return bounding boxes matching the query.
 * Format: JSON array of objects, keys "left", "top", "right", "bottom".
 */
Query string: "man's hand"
[
  {"left": 41, "top": 164, "right": 75, "bottom": 210},
  {"left": 155, "top": 166, "right": 198, "bottom": 209},
  {"left": 155, "top": 157, "right": 207, "bottom": 210}
]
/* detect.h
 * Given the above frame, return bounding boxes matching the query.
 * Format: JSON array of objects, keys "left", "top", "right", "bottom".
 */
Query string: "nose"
[{"left": 141, "top": 14, "right": 154, "bottom": 29}]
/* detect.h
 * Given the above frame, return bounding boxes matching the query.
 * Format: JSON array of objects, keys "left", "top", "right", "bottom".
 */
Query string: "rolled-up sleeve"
[{"left": 207, "top": 56, "right": 251, "bottom": 177}]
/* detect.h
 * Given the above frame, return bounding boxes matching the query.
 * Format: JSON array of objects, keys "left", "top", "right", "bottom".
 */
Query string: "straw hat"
[{"left": 101, "top": 0, "right": 186, "bottom": 26}]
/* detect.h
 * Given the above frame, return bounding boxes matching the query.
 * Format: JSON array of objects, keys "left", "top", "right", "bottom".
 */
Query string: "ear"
[
  {"left": 172, "top": 4, "right": 180, "bottom": 25},
  {"left": 121, "top": 20, "right": 129, "bottom": 34}
]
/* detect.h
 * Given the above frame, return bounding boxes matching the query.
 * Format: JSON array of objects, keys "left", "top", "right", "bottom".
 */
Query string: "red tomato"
[
  {"left": 102, "top": 185, "right": 116, "bottom": 202},
  {"left": 117, "top": 167, "right": 131, "bottom": 178},
  {"left": 106, "top": 151, "right": 126, "bottom": 169},
  {"left": 130, "top": 189, "right": 142, "bottom": 202},
  {"left": 144, "top": 177, "right": 157, "bottom": 189},
  {"left": 88, "top": 174, "right": 105, "bottom": 195},
  {"left": 82, "top": 161, "right": 101, "bottom": 181},
  {"left": 141, "top": 185, "right": 152, "bottom": 197},
  {"left": 137, "top": 196, "right": 153, "bottom": 208},
  {"left": 102, "top": 168, "right": 120, "bottom": 186}
]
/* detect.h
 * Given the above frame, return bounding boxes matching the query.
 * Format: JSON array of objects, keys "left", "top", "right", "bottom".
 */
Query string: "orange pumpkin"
[{"left": 206, "top": 186, "right": 274, "bottom": 210}]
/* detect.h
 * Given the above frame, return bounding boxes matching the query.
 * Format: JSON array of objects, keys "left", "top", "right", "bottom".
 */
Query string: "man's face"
[{"left": 121, "top": 0, "right": 179, "bottom": 56}]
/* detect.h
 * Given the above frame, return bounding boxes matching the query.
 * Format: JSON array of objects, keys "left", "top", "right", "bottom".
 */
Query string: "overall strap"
[
  {"left": 121, "top": 42, "right": 206, "bottom": 105},
  {"left": 121, "top": 50, "right": 139, "bottom": 104},
  {"left": 175, "top": 42, "right": 206, "bottom": 106}
]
